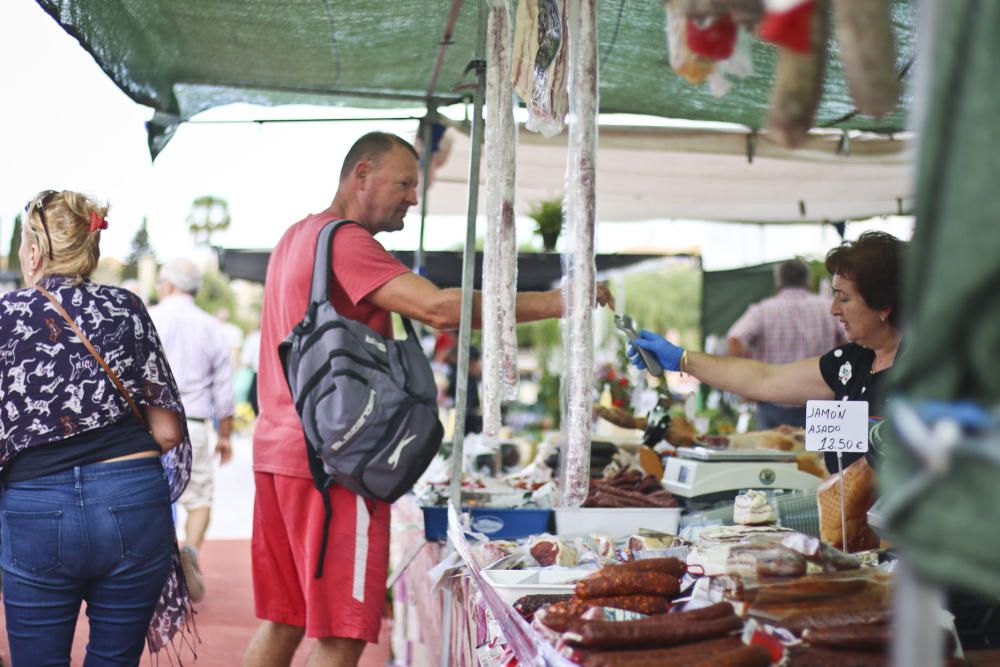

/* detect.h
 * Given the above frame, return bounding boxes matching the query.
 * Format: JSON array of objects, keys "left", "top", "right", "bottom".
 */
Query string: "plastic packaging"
[
  {"left": 482, "top": 0, "right": 520, "bottom": 439},
  {"left": 512, "top": 0, "right": 569, "bottom": 137},
  {"left": 557, "top": 0, "right": 598, "bottom": 508}
]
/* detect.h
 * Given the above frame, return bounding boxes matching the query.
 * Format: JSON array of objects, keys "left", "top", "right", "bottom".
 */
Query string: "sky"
[{"left": 0, "top": 0, "right": 912, "bottom": 271}]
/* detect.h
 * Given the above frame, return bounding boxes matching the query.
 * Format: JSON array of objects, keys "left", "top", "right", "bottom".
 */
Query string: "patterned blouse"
[{"left": 0, "top": 275, "right": 193, "bottom": 653}]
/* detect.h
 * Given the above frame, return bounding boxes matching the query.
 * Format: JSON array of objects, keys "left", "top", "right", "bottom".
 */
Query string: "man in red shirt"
[{"left": 245, "top": 132, "right": 613, "bottom": 667}]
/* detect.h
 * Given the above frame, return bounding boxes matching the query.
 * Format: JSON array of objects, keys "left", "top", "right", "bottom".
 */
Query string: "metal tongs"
[{"left": 614, "top": 313, "right": 664, "bottom": 378}]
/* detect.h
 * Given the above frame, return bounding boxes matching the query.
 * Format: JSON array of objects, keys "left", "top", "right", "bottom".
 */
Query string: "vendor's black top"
[{"left": 818, "top": 343, "right": 890, "bottom": 470}]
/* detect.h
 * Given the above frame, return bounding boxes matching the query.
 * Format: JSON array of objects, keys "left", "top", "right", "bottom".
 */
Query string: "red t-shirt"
[{"left": 254, "top": 214, "right": 410, "bottom": 478}]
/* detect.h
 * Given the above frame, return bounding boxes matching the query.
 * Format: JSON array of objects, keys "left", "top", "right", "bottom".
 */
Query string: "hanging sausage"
[
  {"left": 559, "top": 0, "right": 598, "bottom": 508},
  {"left": 762, "top": 0, "right": 831, "bottom": 148},
  {"left": 512, "top": 0, "right": 569, "bottom": 137},
  {"left": 482, "top": 0, "right": 520, "bottom": 440},
  {"left": 832, "top": 0, "right": 899, "bottom": 117}
]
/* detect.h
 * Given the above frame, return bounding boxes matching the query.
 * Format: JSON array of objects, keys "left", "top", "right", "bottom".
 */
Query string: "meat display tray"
[{"left": 421, "top": 506, "right": 553, "bottom": 542}]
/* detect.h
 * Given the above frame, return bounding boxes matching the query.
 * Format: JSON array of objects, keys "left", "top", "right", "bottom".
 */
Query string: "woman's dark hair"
[{"left": 825, "top": 231, "right": 905, "bottom": 326}]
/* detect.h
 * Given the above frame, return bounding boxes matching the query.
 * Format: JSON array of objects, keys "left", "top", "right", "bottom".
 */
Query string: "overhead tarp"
[
  {"left": 429, "top": 124, "right": 914, "bottom": 223},
  {"left": 218, "top": 248, "right": 680, "bottom": 290},
  {"left": 36, "top": 0, "right": 915, "bottom": 158}
]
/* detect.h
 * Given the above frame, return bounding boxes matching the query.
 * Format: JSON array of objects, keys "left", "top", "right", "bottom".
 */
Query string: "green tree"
[
  {"left": 187, "top": 195, "right": 231, "bottom": 246},
  {"left": 122, "top": 217, "right": 154, "bottom": 280},
  {"left": 195, "top": 269, "right": 237, "bottom": 322},
  {"left": 8, "top": 213, "right": 22, "bottom": 273}
]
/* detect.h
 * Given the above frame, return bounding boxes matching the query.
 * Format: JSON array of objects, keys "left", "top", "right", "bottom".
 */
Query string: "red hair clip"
[{"left": 88, "top": 210, "right": 108, "bottom": 234}]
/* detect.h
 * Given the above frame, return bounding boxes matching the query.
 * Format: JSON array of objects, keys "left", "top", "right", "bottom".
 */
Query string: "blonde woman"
[{"left": 0, "top": 190, "right": 194, "bottom": 664}]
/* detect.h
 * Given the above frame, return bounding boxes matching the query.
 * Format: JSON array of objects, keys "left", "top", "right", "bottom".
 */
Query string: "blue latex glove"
[
  {"left": 916, "top": 400, "right": 996, "bottom": 433},
  {"left": 627, "top": 330, "right": 684, "bottom": 372}
]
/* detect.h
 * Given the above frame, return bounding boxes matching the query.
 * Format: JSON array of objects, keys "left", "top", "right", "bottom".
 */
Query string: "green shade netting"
[{"left": 39, "top": 0, "right": 914, "bottom": 158}]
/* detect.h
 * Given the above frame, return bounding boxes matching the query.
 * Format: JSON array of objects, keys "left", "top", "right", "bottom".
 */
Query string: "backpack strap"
[
  {"left": 307, "top": 219, "right": 355, "bottom": 310},
  {"left": 315, "top": 479, "right": 335, "bottom": 579}
]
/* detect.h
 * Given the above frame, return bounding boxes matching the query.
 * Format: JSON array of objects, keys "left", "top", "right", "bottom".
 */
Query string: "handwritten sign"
[{"left": 805, "top": 400, "right": 869, "bottom": 453}]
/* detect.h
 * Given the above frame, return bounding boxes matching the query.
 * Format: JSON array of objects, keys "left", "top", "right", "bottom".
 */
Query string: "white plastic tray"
[
  {"left": 481, "top": 568, "right": 593, "bottom": 606},
  {"left": 554, "top": 507, "right": 681, "bottom": 538}
]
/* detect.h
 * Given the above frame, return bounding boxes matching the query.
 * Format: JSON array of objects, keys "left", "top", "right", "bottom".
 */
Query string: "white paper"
[{"left": 805, "top": 400, "right": 869, "bottom": 453}]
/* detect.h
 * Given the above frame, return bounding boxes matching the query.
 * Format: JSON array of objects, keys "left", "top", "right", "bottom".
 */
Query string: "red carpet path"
[{"left": 0, "top": 539, "right": 392, "bottom": 666}]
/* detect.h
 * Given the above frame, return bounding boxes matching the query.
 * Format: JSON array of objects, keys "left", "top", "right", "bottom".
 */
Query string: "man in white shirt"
[{"left": 150, "top": 258, "right": 235, "bottom": 602}]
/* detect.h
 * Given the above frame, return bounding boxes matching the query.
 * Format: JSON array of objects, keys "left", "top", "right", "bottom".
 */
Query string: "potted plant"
[{"left": 528, "top": 197, "right": 563, "bottom": 251}]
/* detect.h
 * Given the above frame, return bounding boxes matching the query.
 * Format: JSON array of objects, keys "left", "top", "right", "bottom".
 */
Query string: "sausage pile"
[{"left": 583, "top": 468, "right": 679, "bottom": 508}]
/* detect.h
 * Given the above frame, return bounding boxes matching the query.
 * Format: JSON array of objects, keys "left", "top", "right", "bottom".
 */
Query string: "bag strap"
[
  {"left": 37, "top": 285, "right": 147, "bottom": 428},
  {"left": 308, "top": 218, "right": 353, "bottom": 308},
  {"left": 307, "top": 219, "right": 421, "bottom": 340}
]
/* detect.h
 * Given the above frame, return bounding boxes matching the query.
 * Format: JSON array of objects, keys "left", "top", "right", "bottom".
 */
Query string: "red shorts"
[{"left": 251, "top": 472, "right": 390, "bottom": 641}]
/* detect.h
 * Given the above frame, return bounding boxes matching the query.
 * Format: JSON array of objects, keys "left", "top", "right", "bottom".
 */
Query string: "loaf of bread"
[{"left": 817, "top": 457, "right": 879, "bottom": 552}]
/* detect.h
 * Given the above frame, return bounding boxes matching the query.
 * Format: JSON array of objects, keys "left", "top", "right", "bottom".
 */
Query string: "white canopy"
[{"left": 427, "top": 123, "right": 914, "bottom": 224}]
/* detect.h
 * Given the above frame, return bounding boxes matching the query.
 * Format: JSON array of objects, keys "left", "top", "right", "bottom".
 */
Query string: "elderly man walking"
[{"left": 151, "top": 258, "right": 235, "bottom": 602}]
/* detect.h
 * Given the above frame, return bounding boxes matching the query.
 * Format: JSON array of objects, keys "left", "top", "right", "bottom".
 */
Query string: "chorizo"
[
  {"left": 765, "top": 0, "right": 830, "bottom": 147},
  {"left": 779, "top": 607, "right": 890, "bottom": 635},
  {"left": 573, "top": 613, "right": 743, "bottom": 649},
  {"left": 576, "top": 569, "right": 680, "bottom": 599},
  {"left": 612, "top": 557, "right": 687, "bottom": 578},
  {"left": 831, "top": 0, "right": 899, "bottom": 117},
  {"left": 582, "top": 636, "right": 745, "bottom": 667},
  {"left": 689, "top": 644, "right": 774, "bottom": 667},
  {"left": 580, "top": 594, "right": 671, "bottom": 615}
]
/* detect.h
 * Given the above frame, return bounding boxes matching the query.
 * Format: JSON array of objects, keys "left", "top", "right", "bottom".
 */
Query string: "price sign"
[{"left": 805, "top": 400, "right": 869, "bottom": 453}]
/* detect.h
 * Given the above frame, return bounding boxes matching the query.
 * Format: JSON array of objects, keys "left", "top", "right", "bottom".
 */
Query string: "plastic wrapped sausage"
[
  {"left": 571, "top": 613, "right": 743, "bottom": 649},
  {"left": 481, "top": 0, "right": 519, "bottom": 439},
  {"left": 831, "top": 0, "right": 899, "bottom": 117},
  {"left": 511, "top": 0, "right": 569, "bottom": 136},
  {"left": 802, "top": 623, "right": 890, "bottom": 651},
  {"left": 581, "top": 636, "right": 745, "bottom": 667},
  {"left": 689, "top": 644, "right": 774, "bottom": 667},
  {"left": 765, "top": 0, "right": 830, "bottom": 147},
  {"left": 779, "top": 606, "right": 891, "bottom": 635},
  {"left": 558, "top": 0, "right": 598, "bottom": 509}
]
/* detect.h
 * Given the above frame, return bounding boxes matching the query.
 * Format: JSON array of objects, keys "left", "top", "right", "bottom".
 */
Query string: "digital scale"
[{"left": 663, "top": 446, "right": 822, "bottom": 501}]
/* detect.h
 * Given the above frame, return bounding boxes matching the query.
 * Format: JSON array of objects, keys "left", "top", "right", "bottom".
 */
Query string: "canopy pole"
[
  {"left": 448, "top": 0, "right": 488, "bottom": 511},
  {"left": 417, "top": 111, "right": 435, "bottom": 274}
]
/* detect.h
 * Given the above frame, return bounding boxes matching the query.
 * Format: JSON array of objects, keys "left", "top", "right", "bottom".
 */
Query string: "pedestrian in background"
[
  {"left": 726, "top": 258, "right": 845, "bottom": 428},
  {"left": 151, "top": 258, "right": 234, "bottom": 602}
]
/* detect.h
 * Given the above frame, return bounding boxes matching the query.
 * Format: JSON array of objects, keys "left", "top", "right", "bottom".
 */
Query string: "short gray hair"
[{"left": 159, "top": 258, "right": 203, "bottom": 294}]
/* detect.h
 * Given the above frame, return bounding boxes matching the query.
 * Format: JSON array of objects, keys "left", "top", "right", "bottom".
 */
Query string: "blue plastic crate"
[{"left": 421, "top": 506, "right": 553, "bottom": 542}]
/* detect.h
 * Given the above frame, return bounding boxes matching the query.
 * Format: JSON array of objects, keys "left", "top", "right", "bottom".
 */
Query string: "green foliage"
[
  {"left": 8, "top": 213, "right": 22, "bottom": 273},
  {"left": 527, "top": 198, "right": 564, "bottom": 235},
  {"left": 122, "top": 217, "right": 154, "bottom": 280},
  {"left": 187, "top": 195, "right": 231, "bottom": 246},
  {"left": 195, "top": 269, "right": 237, "bottom": 321},
  {"left": 614, "top": 261, "right": 702, "bottom": 351},
  {"left": 520, "top": 260, "right": 703, "bottom": 426}
]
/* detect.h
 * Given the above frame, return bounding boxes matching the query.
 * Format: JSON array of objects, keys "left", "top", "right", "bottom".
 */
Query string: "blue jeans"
[{"left": 0, "top": 457, "right": 174, "bottom": 667}]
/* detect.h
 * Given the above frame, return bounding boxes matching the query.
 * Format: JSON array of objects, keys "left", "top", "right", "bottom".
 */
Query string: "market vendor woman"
[{"left": 628, "top": 231, "right": 905, "bottom": 470}]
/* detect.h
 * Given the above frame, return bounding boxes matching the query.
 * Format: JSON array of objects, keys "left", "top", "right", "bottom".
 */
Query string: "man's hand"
[
  {"left": 595, "top": 281, "right": 615, "bottom": 310},
  {"left": 215, "top": 436, "right": 233, "bottom": 465},
  {"left": 628, "top": 330, "right": 684, "bottom": 372}
]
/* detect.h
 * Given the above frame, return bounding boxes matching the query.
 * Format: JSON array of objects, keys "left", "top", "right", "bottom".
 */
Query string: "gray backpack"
[{"left": 278, "top": 219, "right": 443, "bottom": 577}]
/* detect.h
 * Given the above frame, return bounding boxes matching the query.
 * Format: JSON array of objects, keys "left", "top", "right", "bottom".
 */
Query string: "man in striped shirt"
[{"left": 726, "top": 259, "right": 845, "bottom": 429}]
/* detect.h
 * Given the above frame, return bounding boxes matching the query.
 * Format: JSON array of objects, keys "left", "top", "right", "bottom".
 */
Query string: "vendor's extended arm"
[
  {"left": 630, "top": 330, "right": 833, "bottom": 405},
  {"left": 367, "top": 271, "right": 615, "bottom": 330},
  {"left": 686, "top": 352, "right": 833, "bottom": 405}
]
